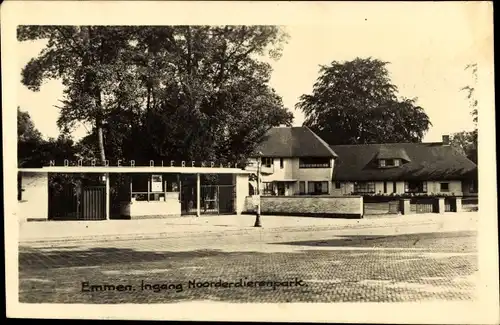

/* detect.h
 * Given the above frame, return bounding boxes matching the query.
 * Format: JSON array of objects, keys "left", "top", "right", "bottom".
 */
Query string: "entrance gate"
[
  {"left": 82, "top": 186, "right": 106, "bottom": 220},
  {"left": 181, "top": 184, "right": 235, "bottom": 215},
  {"left": 49, "top": 183, "right": 106, "bottom": 220}
]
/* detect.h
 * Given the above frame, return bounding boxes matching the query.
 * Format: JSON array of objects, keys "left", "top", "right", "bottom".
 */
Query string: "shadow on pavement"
[
  {"left": 271, "top": 231, "right": 477, "bottom": 251},
  {"left": 19, "top": 247, "right": 267, "bottom": 270}
]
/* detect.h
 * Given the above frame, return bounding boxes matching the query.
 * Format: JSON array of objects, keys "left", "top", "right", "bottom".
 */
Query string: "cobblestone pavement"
[{"left": 19, "top": 230, "right": 478, "bottom": 303}]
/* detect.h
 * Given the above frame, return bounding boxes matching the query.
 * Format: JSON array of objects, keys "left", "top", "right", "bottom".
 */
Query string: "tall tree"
[
  {"left": 18, "top": 26, "right": 293, "bottom": 165},
  {"left": 450, "top": 63, "right": 478, "bottom": 164},
  {"left": 17, "top": 107, "right": 44, "bottom": 168},
  {"left": 297, "top": 57, "right": 431, "bottom": 145},
  {"left": 18, "top": 26, "right": 135, "bottom": 165}
]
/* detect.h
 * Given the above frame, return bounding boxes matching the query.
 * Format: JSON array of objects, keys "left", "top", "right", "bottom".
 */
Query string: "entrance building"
[{"left": 17, "top": 166, "right": 250, "bottom": 221}]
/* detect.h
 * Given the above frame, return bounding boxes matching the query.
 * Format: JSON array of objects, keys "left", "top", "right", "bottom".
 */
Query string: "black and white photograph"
[{"left": 3, "top": 1, "right": 498, "bottom": 323}]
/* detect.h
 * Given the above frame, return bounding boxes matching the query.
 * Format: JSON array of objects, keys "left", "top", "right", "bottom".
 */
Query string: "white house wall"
[
  {"left": 426, "top": 180, "right": 463, "bottom": 196},
  {"left": 18, "top": 172, "right": 48, "bottom": 221},
  {"left": 235, "top": 174, "right": 249, "bottom": 213},
  {"left": 248, "top": 157, "right": 335, "bottom": 195}
]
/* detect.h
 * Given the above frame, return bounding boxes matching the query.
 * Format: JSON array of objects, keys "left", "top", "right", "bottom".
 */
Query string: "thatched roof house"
[{"left": 330, "top": 142, "right": 477, "bottom": 182}]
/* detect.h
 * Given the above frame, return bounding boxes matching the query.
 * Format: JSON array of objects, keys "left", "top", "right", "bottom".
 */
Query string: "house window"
[
  {"left": 383, "top": 181, "right": 387, "bottom": 193},
  {"left": 440, "top": 182, "right": 450, "bottom": 192},
  {"left": 299, "top": 157, "right": 331, "bottom": 168},
  {"left": 280, "top": 158, "right": 284, "bottom": 169},
  {"left": 380, "top": 159, "right": 400, "bottom": 167},
  {"left": 262, "top": 157, "right": 273, "bottom": 168},
  {"left": 335, "top": 181, "right": 341, "bottom": 189},
  {"left": 307, "top": 181, "right": 329, "bottom": 195},
  {"left": 299, "top": 181, "right": 306, "bottom": 195},
  {"left": 262, "top": 182, "right": 274, "bottom": 195},
  {"left": 393, "top": 182, "right": 397, "bottom": 193},
  {"left": 404, "top": 181, "right": 427, "bottom": 193},
  {"left": 354, "top": 182, "right": 376, "bottom": 194}
]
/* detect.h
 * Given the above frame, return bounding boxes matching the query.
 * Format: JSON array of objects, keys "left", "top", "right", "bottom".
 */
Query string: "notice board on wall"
[{"left": 151, "top": 175, "right": 163, "bottom": 192}]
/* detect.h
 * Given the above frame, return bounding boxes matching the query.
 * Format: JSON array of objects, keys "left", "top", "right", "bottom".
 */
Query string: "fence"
[
  {"left": 462, "top": 197, "right": 479, "bottom": 212},
  {"left": 81, "top": 186, "right": 106, "bottom": 220},
  {"left": 363, "top": 196, "right": 400, "bottom": 215},
  {"left": 361, "top": 195, "right": 469, "bottom": 216},
  {"left": 49, "top": 185, "right": 106, "bottom": 220}
]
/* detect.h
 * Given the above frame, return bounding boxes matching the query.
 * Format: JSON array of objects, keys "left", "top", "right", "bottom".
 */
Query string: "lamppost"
[{"left": 254, "top": 151, "right": 263, "bottom": 227}]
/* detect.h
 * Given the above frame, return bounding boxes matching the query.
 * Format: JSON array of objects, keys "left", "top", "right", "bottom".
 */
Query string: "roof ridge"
[
  {"left": 303, "top": 126, "right": 339, "bottom": 158},
  {"left": 330, "top": 142, "right": 444, "bottom": 147}
]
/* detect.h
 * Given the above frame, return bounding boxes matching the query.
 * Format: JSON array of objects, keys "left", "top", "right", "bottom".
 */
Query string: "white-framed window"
[
  {"left": 299, "top": 157, "right": 331, "bottom": 168},
  {"left": 307, "top": 181, "right": 329, "bottom": 194},
  {"left": 262, "top": 182, "right": 274, "bottom": 195},
  {"left": 354, "top": 181, "right": 375, "bottom": 193},
  {"left": 440, "top": 182, "right": 450, "bottom": 192},
  {"left": 335, "top": 181, "right": 341, "bottom": 189},
  {"left": 379, "top": 159, "right": 401, "bottom": 167},
  {"left": 404, "top": 181, "right": 427, "bottom": 193},
  {"left": 262, "top": 157, "right": 273, "bottom": 168},
  {"left": 280, "top": 158, "right": 284, "bottom": 169}
]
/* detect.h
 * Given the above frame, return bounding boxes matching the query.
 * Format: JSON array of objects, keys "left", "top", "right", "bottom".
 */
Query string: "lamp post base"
[{"left": 254, "top": 213, "right": 262, "bottom": 227}]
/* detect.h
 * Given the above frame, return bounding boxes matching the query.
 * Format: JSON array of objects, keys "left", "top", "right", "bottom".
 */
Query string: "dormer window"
[
  {"left": 374, "top": 147, "right": 410, "bottom": 168},
  {"left": 379, "top": 158, "right": 400, "bottom": 168}
]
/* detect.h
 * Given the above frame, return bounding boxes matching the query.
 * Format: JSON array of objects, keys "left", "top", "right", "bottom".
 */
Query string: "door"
[
  {"left": 277, "top": 182, "right": 286, "bottom": 196},
  {"left": 82, "top": 186, "right": 106, "bottom": 220}
]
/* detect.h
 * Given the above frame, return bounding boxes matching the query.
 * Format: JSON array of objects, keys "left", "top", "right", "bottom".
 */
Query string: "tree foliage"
[
  {"left": 18, "top": 107, "right": 77, "bottom": 168},
  {"left": 17, "top": 26, "right": 293, "bottom": 166},
  {"left": 450, "top": 63, "right": 478, "bottom": 164},
  {"left": 297, "top": 57, "right": 432, "bottom": 145}
]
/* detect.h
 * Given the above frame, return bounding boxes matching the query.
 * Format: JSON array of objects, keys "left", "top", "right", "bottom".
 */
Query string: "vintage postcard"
[{"left": 2, "top": 1, "right": 498, "bottom": 323}]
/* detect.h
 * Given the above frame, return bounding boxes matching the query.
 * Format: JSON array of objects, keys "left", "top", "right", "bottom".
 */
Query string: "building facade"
[
  {"left": 246, "top": 126, "right": 338, "bottom": 196},
  {"left": 249, "top": 128, "right": 478, "bottom": 198}
]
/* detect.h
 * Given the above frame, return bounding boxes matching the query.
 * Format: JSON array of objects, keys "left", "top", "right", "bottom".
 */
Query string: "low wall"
[
  {"left": 244, "top": 195, "right": 364, "bottom": 218},
  {"left": 120, "top": 199, "right": 181, "bottom": 219}
]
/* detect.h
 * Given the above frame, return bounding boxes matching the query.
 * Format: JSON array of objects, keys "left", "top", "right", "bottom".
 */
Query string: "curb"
[{"left": 19, "top": 220, "right": 443, "bottom": 245}]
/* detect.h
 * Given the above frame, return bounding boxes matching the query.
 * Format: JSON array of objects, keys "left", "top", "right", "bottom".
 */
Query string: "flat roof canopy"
[{"left": 19, "top": 166, "right": 252, "bottom": 174}]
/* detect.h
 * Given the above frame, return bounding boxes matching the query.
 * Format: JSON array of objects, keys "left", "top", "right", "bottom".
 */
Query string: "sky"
[{"left": 17, "top": 7, "right": 482, "bottom": 143}]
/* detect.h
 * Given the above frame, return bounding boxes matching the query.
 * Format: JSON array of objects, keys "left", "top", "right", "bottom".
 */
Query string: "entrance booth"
[{"left": 17, "top": 166, "right": 250, "bottom": 221}]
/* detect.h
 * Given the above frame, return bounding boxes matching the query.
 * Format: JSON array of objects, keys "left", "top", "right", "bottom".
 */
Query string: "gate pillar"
[
  {"left": 435, "top": 197, "right": 445, "bottom": 213},
  {"left": 105, "top": 173, "right": 110, "bottom": 220},
  {"left": 196, "top": 173, "right": 201, "bottom": 217},
  {"left": 399, "top": 198, "right": 411, "bottom": 215}
]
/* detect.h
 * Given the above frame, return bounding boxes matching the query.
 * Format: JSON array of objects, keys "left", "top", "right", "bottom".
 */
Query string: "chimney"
[{"left": 442, "top": 135, "right": 450, "bottom": 146}]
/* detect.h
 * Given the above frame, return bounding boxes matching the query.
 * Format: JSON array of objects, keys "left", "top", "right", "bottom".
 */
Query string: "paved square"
[{"left": 19, "top": 228, "right": 478, "bottom": 303}]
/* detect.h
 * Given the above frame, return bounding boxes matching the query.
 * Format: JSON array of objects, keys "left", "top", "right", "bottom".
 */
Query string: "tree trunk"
[
  {"left": 97, "top": 124, "right": 106, "bottom": 163},
  {"left": 95, "top": 90, "right": 106, "bottom": 164}
]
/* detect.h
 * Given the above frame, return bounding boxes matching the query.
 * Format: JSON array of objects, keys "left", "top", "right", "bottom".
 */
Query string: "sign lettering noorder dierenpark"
[{"left": 47, "top": 159, "right": 241, "bottom": 169}]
